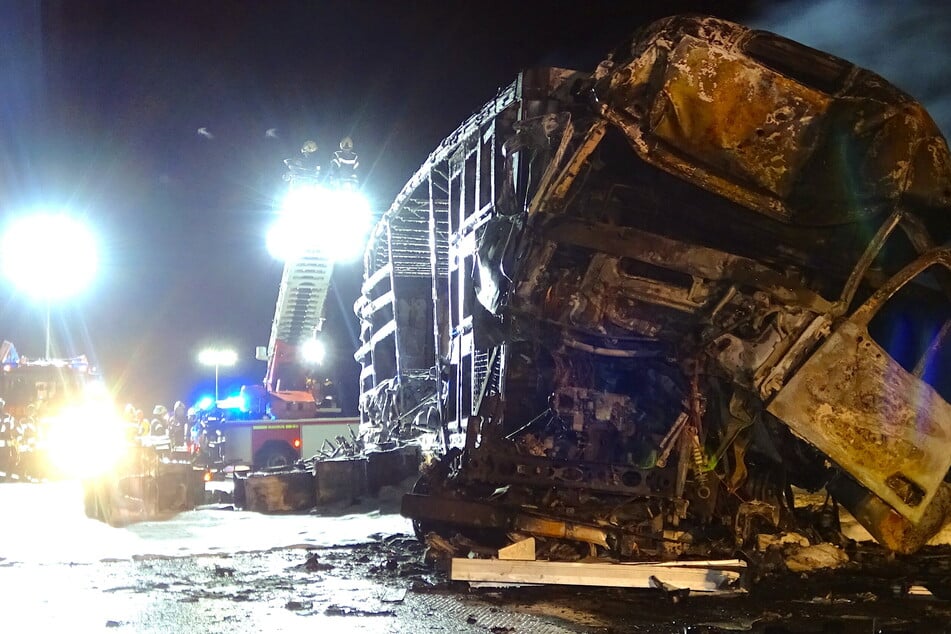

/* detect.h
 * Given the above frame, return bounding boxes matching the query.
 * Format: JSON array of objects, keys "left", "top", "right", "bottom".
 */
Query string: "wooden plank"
[
  {"left": 623, "top": 558, "right": 747, "bottom": 570},
  {"left": 450, "top": 558, "right": 744, "bottom": 592},
  {"left": 497, "top": 537, "right": 536, "bottom": 561}
]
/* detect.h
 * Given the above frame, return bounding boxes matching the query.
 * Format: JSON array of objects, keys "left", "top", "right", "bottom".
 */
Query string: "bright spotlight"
[
  {"left": 44, "top": 402, "right": 128, "bottom": 479},
  {"left": 198, "top": 348, "right": 237, "bottom": 402},
  {"left": 216, "top": 394, "right": 247, "bottom": 410},
  {"left": 266, "top": 184, "right": 371, "bottom": 262},
  {"left": 2, "top": 213, "right": 98, "bottom": 299},
  {"left": 198, "top": 348, "right": 238, "bottom": 367},
  {"left": 301, "top": 338, "right": 325, "bottom": 364}
]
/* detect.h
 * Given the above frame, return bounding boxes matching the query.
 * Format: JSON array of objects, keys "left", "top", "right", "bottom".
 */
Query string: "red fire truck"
[
  {"left": 217, "top": 161, "right": 368, "bottom": 470},
  {"left": 219, "top": 413, "right": 359, "bottom": 470}
]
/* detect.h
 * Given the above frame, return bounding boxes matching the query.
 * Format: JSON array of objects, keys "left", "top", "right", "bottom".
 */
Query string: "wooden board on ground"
[
  {"left": 498, "top": 537, "right": 536, "bottom": 561},
  {"left": 450, "top": 558, "right": 746, "bottom": 593}
]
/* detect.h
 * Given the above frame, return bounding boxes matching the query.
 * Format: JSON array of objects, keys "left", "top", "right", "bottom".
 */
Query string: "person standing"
[
  {"left": 284, "top": 139, "right": 321, "bottom": 183},
  {"left": 328, "top": 137, "right": 359, "bottom": 189}
]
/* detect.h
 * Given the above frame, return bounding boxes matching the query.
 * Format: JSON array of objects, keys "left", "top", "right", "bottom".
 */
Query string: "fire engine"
[
  {"left": 1, "top": 340, "right": 94, "bottom": 418},
  {"left": 0, "top": 340, "right": 205, "bottom": 523},
  {"left": 0, "top": 339, "right": 102, "bottom": 478},
  {"left": 216, "top": 146, "right": 368, "bottom": 470}
]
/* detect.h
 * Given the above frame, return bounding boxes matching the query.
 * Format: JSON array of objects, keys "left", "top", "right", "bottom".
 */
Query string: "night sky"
[{"left": 1, "top": 1, "right": 948, "bottom": 411}]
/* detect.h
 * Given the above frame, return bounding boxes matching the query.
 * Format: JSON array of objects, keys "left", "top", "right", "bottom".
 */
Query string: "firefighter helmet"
[
  {"left": 301, "top": 139, "right": 318, "bottom": 155},
  {"left": 153, "top": 404, "right": 168, "bottom": 417},
  {"left": 339, "top": 137, "right": 353, "bottom": 151}
]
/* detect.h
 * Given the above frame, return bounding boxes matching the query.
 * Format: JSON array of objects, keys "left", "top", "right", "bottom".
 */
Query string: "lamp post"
[
  {"left": 198, "top": 348, "right": 237, "bottom": 403},
  {"left": 1, "top": 213, "right": 98, "bottom": 359}
]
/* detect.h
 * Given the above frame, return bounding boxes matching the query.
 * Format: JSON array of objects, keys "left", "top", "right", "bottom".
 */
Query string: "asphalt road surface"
[{"left": 1, "top": 481, "right": 949, "bottom": 633}]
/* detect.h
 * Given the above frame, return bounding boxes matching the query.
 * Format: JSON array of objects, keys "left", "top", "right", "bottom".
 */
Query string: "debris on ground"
[
  {"left": 498, "top": 537, "right": 536, "bottom": 561},
  {"left": 756, "top": 532, "right": 811, "bottom": 553},
  {"left": 300, "top": 552, "right": 334, "bottom": 572},
  {"left": 324, "top": 605, "right": 396, "bottom": 617},
  {"left": 784, "top": 543, "right": 850, "bottom": 573},
  {"left": 379, "top": 588, "right": 407, "bottom": 603}
]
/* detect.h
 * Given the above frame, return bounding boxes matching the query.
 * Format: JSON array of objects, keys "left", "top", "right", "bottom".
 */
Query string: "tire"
[{"left": 255, "top": 442, "right": 298, "bottom": 470}]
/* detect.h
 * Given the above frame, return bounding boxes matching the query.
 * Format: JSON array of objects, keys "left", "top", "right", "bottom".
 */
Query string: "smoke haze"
[{"left": 750, "top": 0, "right": 951, "bottom": 138}]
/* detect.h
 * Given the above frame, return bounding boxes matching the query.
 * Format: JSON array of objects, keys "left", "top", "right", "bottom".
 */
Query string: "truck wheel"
[{"left": 255, "top": 441, "right": 298, "bottom": 470}]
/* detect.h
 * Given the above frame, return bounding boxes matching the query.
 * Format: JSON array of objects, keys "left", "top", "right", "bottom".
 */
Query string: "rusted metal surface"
[
  {"left": 769, "top": 319, "right": 951, "bottom": 522},
  {"left": 769, "top": 250, "right": 951, "bottom": 524},
  {"left": 401, "top": 493, "right": 512, "bottom": 531},
  {"left": 359, "top": 13, "right": 951, "bottom": 561},
  {"left": 828, "top": 475, "right": 951, "bottom": 555},
  {"left": 598, "top": 15, "right": 951, "bottom": 226}
]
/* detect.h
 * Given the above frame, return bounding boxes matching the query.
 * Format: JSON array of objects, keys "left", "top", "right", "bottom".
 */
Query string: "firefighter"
[
  {"left": 0, "top": 398, "right": 17, "bottom": 475},
  {"left": 189, "top": 416, "right": 204, "bottom": 455},
  {"left": 122, "top": 403, "right": 140, "bottom": 442},
  {"left": 170, "top": 400, "right": 188, "bottom": 447},
  {"left": 328, "top": 136, "right": 359, "bottom": 189},
  {"left": 284, "top": 139, "right": 321, "bottom": 182},
  {"left": 19, "top": 403, "right": 38, "bottom": 453},
  {"left": 150, "top": 405, "right": 168, "bottom": 436},
  {"left": 185, "top": 409, "right": 197, "bottom": 453},
  {"left": 136, "top": 409, "right": 150, "bottom": 437}
]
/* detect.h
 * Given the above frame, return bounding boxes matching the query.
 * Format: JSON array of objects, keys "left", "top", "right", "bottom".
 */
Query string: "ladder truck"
[{"left": 218, "top": 152, "right": 365, "bottom": 470}]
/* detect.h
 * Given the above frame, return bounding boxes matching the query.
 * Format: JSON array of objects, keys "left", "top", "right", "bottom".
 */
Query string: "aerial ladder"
[
  {"left": 219, "top": 140, "right": 367, "bottom": 469},
  {"left": 249, "top": 137, "right": 363, "bottom": 420},
  {"left": 257, "top": 225, "right": 335, "bottom": 418}
]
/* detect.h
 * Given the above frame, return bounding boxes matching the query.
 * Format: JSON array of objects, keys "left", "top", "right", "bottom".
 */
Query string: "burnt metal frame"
[{"left": 355, "top": 81, "right": 520, "bottom": 436}]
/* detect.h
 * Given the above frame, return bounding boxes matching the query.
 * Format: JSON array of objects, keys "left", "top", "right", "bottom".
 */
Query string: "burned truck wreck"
[{"left": 355, "top": 15, "right": 951, "bottom": 560}]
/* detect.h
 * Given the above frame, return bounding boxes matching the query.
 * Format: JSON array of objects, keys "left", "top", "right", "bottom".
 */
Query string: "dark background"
[{"left": 1, "top": 0, "right": 948, "bottom": 411}]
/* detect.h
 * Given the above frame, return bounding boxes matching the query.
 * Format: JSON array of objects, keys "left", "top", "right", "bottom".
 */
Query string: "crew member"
[
  {"left": 284, "top": 139, "right": 321, "bottom": 182},
  {"left": 0, "top": 399, "right": 17, "bottom": 473},
  {"left": 328, "top": 136, "right": 359, "bottom": 188},
  {"left": 170, "top": 401, "right": 188, "bottom": 447},
  {"left": 136, "top": 409, "right": 150, "bottom": 437},
  {"left": 150, "top": 405, "right": 168, "bottom": 436}
]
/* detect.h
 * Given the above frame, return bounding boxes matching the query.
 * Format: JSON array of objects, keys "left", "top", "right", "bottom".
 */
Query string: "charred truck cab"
[{"left": 357, "top": 15, "right": 951, "bottom": 560}]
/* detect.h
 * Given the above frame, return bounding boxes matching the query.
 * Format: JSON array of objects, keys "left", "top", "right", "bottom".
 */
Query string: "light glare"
[
  {"left": 267, "top": 184, "right": 371, "bottom": 262},
  {"left": 44, "top": 403, "right": 128, "bottom": 479},
  {"left": 301, "top": 338, "right": 325, "bottom": 364},
  {"left": 198, "top": 348, "right": 237, "bottom": 367},
  {"left": 216, "top": 394, "right": 246, "bottom": 410},
  {"left": 2, "top": 213, "right": 98, "bottom": 299}
]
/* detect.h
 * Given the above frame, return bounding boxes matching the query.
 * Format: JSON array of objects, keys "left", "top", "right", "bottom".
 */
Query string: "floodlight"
[
  {"left": 301, "top": 338, "right": 326, "bottom": 364},
  {"left": 1, "top": 213, "right": 98, "bottom": 300},
  {"left": 198, "top": 348, "right": 237, "bottom": 402},
  {"left": 266, "top": 184, "right": 371, "bottom": 262}
]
